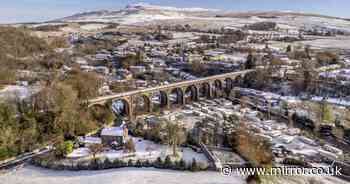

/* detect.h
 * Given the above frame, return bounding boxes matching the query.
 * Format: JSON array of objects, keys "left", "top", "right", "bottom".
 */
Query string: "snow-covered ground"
[
  {"left": 80, "top": 24, "right": 108, "bottom": 31},
  {"left": 3, "top": 165, "right": 348, "bottom": 184},
  {"left": 0, "top": 165, "right": 245, "bottom": 184},
  {"left": 280, "top": 95, "right": 350, "bottom": 107},
  {"left": 67, "top": 147, "right": 90, "bottom": 158},
  {"left": 234, "top": 87, "right": 350, "bottom": 107},
  {"left": 59, "top": 3, "right": 350, "bottom": 33},
  {"left": 300, "top": 36, "right": 350, "bottom": 50},
  {"left": 68, "top": 137, "right": 209, "bottom": 166},
  {"left": 0, "top": 85, "right": 40, "bottom": 100},
  {"left": 128, "top": 3, "right": 218, "bottom": 12},
  {"left": 311, "top": 96, "right": 350, "bottom": 107}
]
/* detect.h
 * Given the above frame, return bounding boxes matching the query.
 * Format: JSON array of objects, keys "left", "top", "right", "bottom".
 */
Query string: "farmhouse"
[{"left": 101, "top": 125, "right": 129, "bottom": 146}]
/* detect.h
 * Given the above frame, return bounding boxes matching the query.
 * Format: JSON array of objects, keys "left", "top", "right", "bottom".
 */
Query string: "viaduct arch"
[{"left": 88, "top": 70, "right": 253, "bottom": 120}]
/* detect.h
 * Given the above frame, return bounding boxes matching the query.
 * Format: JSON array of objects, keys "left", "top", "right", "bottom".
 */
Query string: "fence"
[{"left": 199, "top": 142, "right": 222, "bottom": 170}]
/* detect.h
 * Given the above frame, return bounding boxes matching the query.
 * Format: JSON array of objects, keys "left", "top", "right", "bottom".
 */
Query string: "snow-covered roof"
[
  {"left": 75, "top": 57, "right": 88, "bottom": 65},
  {"left": 79, "top": 136, "right": 102, "bottom": 144},
  {"left": 101, "top": 127, "right": 124, "bottom": 137}
]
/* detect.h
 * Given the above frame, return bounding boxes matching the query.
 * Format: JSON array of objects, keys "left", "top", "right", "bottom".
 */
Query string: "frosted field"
[
  {"left": 67, "top": 137, "right": 209, "bottom": 167},
  {"left": 301, "top": 36, "right": 350, "bottom": 50},
  {"left": 1, "top": 166, "right": 347, "bottom": 184},
  {"left": 0, "top": 166, "right": 245, "bottom": 184},
  {"left": 80, "top": 24, "right": 108, "bottom": 31}
]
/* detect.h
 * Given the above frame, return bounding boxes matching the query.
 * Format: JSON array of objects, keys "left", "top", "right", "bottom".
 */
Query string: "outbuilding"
[{"left": 101, "top": 125, "right": 128, "bottom": 146}]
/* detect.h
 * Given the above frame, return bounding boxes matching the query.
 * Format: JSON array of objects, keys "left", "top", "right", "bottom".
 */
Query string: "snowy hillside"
[
  {"left": 126, "top": 3, "right": 218, "bottom": 12},
  {"left": 56, "top": 3, "right": 350, "bottom": 32},
  {"left": 58, "top": 3, "right": 218, "bottom": 25}
]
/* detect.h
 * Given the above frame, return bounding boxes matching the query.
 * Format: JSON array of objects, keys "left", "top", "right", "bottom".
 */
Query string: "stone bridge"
[{"left": 88, "top": 70, "right": 253, "bottom": 120}]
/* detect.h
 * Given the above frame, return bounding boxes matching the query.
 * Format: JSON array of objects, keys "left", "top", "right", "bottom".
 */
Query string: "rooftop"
[{"left": 101, "top": 126, "right": 124, "bottom": 137}]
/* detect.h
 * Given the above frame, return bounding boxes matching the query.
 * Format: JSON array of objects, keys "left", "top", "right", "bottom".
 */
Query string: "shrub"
[
  {"left": 30, "top": 152, "right": 210, "bottom": 172},
  {"left": 136, "top": 159, "right": 142, "bottom": 167},
  {"left": 51, "top": 163, "right": 65, "bottom": 170},
  {"left": 112, "top": 159, "right": 127, "bottom": 167},
  {"left": 128, "top": 159, "right": 133, "bottom": 167},
  {"left": 316, "top": 51, "right": 339, "bottom": 66},
  {"left": 164, "top": 156, "right": 173, "bottom": 168},
  {"left": 190, "top": 158, "right": 200, "bottom": 172},
  {"left": 178, "top": 159, "right": 187, "bottom": 170},
  {"left": 0, "top": 69, "right": 16, "bottom": 85},
  {"left": 282, "top": 158, "right": 309, "bottom": 167},
  {"left": 0, "top": 147, "right": 17, "bottom": 160},
  {"left": 120, "top": 160, "right": 127, "bottom": 167},
  {"left": 143, "top": 160, "right": 151, "bottom": 167},
  {"left": 88, "top": 158, "right": 102, "bottom": 170},
  {"left": 54, "top": 140, "right": 74, "bottom": 158},
  {"left": 77, "top": 161, "right": 88, "bottom": 170},
  {"left": 124, "top": 139, "right": 136, "bottom": 153},
  {"left": 154, "top": 157, "right": 163, "bottom": 168},
  {"left": 246, "top": 173, "right": 261, "bottom": 184},
  {"left": 112, "top": 159, "right": 122, "bottom": 168},
  {"left": 103, "top": 158, "right": 113, "bottom": 169},
  {"left": 198, "top": 162, "right": 209, "bottom": 170},
  {"left": 64, "top": 141, "right": 74, "bottom": 155}
]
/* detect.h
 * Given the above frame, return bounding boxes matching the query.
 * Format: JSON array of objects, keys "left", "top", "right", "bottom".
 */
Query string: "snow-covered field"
[
  {"left": 80, "top": 24, "right": 108, "bottom": 31},
  {"left": 1, "top": 165, "right": 347, "bottom": 184},
  {"left": 0, "top": 165, "right": 245, "bottom": 184},
  {"left": 59, "top": 3, "right": 350, "bottom": 33},
  {"left": 68, "top": 137, "right": 209, "bottom": 166},
  {"left": 300, "top": 36, "right": 350, "bottom": 50}
]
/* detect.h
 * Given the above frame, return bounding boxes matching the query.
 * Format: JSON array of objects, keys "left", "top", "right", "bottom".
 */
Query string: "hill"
[{"left": 53, "top": 3, "right": 350, "bottom": 33}]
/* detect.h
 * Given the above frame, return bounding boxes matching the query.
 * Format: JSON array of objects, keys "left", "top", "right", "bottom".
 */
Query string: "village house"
[
  {"left": 115, "top": 69, "right": 133, "bottom": 80},
  {"left": 78, "top": 136, "right": 102, "bottom": 147},
  {"left": 129, "top": 65, "right": 147, "bottom": 75},
  {"left": 101, "top": 125, "right": 129, "bottom": 146},
  {"left": 94, "top": 66, "right": 110, "bottom": 75},
  {"left": 135, "top": 80, "right": 148, "bottom": 88},
  {"left": 74, "top": 57, "right": 89, "bottom": 66}
]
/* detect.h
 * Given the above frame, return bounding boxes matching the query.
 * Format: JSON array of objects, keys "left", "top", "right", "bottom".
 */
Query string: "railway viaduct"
[{"left": 88, "top": 70, "right": 254, "bottom": 120}]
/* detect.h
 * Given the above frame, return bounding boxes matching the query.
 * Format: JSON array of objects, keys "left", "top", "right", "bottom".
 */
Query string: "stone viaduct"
[{"left": 88, "top": 70, "right": 253, "bottom": 120}]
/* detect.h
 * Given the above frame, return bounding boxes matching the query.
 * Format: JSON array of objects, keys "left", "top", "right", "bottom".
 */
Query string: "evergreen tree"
[
  {"left": 155, "top": 157, "right": 163, "bottom": 168},
  {"left": 143, "top": 160, "right": 151, "bottom": 167},
  {"left": 128, "top": 159, "right": 133, "bottom": 167},
  {"left": 103, "top": 158, "right": 113, "bottom": 169},
  {"left": 179, "top": 159, "right": 187, "bottom": 170},
  {"left": 112, "top": 159, "right": 122, "bottom": 168},
  {"left": 245, "top": 52, "right": 256, "bottom": 69},
  {"left": 136, "top": 159, "right": 142, "bottom": 167}
]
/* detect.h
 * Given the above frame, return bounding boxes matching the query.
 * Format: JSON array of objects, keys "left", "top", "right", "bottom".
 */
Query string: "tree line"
[{"left": 0, "top": 69, "right": 115, "bottom": 160}]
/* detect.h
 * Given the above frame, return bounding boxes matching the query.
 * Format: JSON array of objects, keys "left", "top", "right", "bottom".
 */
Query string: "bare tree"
[
  {"left": 88, "top": 144, "right": 103, "bottom": 161},
  {"left": 124, "top": 138, "right": 136, "bottom": 153},
  {"left": 240, "top": 96, "right": 250, "bottom": 110},
  {"left": 163, "top": 120, "right": 187, "bottom": 156}
]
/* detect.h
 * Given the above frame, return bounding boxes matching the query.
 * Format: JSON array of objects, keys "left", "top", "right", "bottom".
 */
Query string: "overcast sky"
[{"left": 1, "top": 0, "right": 349, "bottom": 23}]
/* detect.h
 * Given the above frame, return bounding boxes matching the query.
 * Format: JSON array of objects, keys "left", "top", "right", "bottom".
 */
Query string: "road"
[{"left": 0, "top": 147, "right": 52, "bottom": 170}]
